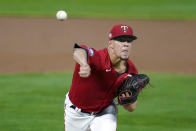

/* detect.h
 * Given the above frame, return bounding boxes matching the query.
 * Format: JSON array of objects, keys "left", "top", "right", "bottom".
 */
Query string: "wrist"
[{"left": 80, "top": 62, "right": 88, "bottom": 66}]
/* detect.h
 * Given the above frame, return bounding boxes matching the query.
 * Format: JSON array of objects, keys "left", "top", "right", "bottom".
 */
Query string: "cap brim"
[
  {"left": 112, "top": 35, "right": 137, "bottom": 41},
  {"left": 130, "top": 35, "right": 137, "bottom": 40}
]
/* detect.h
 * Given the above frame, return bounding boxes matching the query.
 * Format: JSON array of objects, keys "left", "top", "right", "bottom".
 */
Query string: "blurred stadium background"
[{"left": 0, "top": 0, "right": 196, "bottom": 131}]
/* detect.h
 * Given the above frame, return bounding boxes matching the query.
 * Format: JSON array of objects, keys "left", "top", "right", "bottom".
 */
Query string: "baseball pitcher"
[{"left": 64, "top": 24, "right": 150, "bottom": 131}]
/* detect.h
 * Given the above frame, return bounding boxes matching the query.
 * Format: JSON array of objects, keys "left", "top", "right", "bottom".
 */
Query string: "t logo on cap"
[{"left": 121, "top": 25, "right": 128, "bottom": 33}]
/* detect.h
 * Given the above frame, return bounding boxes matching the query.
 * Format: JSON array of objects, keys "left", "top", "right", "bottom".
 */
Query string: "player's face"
[{"left": 112, "top": 40, "right": 132, "bottom": 60}]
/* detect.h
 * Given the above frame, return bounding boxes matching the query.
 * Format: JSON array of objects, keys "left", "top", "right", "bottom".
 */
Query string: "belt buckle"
[{"left": 90, "top": 112, "right": 95, "bottom": 115}]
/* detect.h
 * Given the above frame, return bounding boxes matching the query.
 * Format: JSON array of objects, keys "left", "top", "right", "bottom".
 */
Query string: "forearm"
[
  {"left": 73, "top": 48, "right": 88, "bottom": 66},
  {"left": 73, "top": 48, "right": 91, "bottom": 78},
  {"left": 123, "top": 100, "right": 137, "bottom": 112}
]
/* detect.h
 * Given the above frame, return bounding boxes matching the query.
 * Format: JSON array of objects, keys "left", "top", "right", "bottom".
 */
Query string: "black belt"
[{"left": 70, "top": 105, "right": 98, "bottom": 115}]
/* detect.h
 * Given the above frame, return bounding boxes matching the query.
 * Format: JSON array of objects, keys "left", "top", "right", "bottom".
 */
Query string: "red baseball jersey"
[{"left": 69, "top": 45, "right": 138, "bottom": 113}]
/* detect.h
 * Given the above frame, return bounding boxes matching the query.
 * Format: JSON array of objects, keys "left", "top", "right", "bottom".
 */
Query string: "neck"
[
  {"left": 108, "top": 47, "right": 127, "bottom": 73},
  {"left": 108, "top": 47, "right": 120, "bottom": 66}
]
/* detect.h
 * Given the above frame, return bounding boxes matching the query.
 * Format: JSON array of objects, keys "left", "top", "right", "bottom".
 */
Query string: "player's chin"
[{"left": 120, "top": 56, "right": 129, "bottom": 60}]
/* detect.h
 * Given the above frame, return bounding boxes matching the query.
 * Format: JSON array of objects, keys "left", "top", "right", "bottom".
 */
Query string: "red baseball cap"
[{"left": 109, "top": 24, "right": 137, "bottom": 40}]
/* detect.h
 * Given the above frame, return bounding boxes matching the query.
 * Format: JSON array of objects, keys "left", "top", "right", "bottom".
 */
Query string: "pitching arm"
[
  {"left": 123, "top": 100, "right": 137, "bottom": 112},
  {"left": 73, "top": 43, "right": 91, "bottom": 78}
]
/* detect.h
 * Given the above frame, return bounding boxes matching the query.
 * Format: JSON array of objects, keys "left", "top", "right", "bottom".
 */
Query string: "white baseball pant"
[{"left": 64, "top": 93, "right": 117, "bottom": 131}]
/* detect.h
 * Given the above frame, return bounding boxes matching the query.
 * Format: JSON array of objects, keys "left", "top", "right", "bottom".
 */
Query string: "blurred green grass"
[
  {"left": 0, "top": 72, "right": 72, "bottom": 131},
  {"left": 0, "top": 72, "right": 196, "bottom": 131},
  {"left": 0, "top": 0, "right": 196, "bottom": 20}
]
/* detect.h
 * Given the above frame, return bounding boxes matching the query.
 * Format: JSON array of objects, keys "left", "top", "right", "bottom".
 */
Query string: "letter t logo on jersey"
[{"left": 121, "top": 25, "right": 128, "bottom": 33}]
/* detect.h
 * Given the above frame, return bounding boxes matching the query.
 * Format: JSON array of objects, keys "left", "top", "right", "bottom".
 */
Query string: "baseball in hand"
[{"left": 56, "top": 10, "right": 67, "bottom": 21}]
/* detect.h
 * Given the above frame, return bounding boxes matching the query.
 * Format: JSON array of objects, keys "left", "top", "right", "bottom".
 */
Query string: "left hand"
[
  {"left": 121, "top": 91, "right": 131, "bottom": 97},
  {"left": 117, "top": 74, "right": 150, "bottom": 105}
]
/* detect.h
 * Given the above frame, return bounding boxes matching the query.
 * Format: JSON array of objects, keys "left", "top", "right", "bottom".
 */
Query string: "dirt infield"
[{"left": 0, "top": 17, "right": 196, "bottom": 74}]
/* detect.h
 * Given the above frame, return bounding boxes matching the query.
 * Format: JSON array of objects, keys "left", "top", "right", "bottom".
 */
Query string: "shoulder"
[
  {"left": 91, "top": 48, "right": 110, "bottom": 70},
  {"left": 80, "top": 45, "right": 107, "bottom": 58}
]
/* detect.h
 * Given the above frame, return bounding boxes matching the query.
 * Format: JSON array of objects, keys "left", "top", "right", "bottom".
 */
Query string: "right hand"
[{"left": 79, "top": 64, "right": 91, "bottom": 78}]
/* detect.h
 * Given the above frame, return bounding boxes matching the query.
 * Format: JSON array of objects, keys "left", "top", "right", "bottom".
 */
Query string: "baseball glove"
[{"left": 117, "top": 74, "right": 150, "bottom": 105}]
